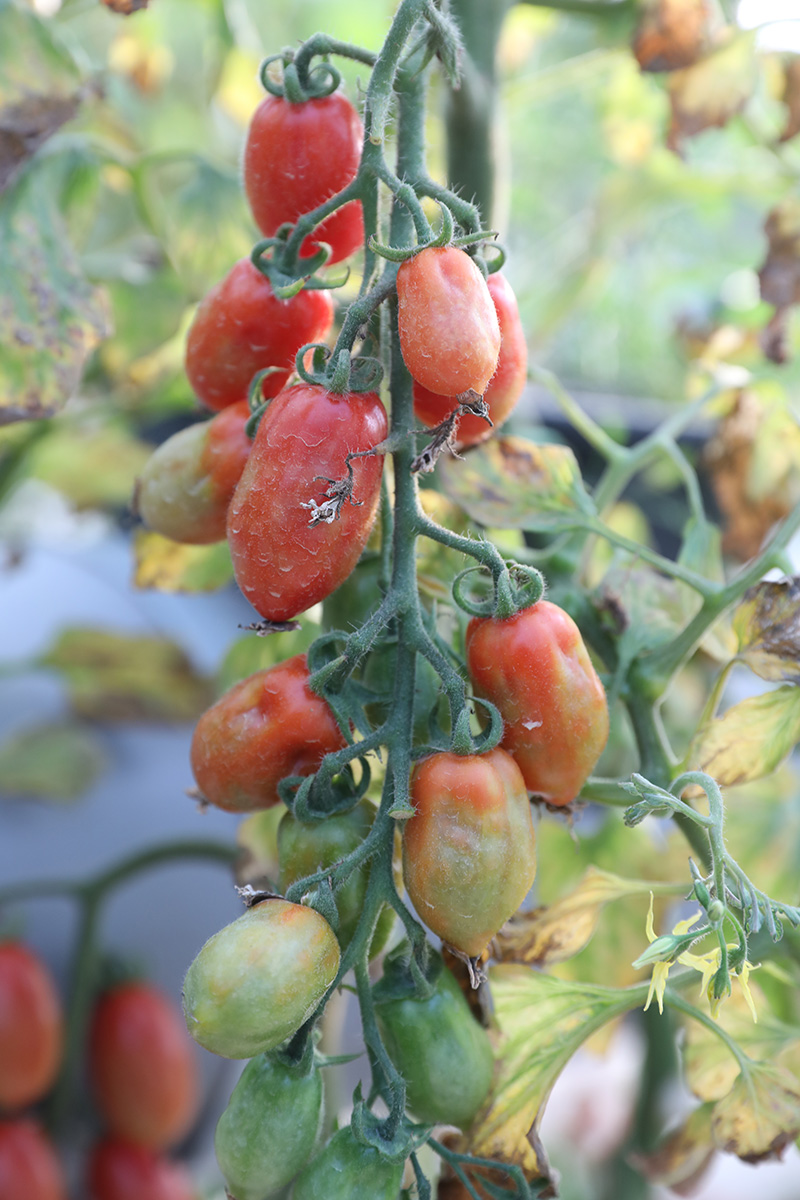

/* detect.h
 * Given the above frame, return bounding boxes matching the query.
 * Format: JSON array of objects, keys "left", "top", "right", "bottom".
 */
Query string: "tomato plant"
[
  {"left": 182, "top": 899, "right": 340, "bottom": 1058},
  {"left": 88, "top": 981, "right": 198, "bottom": 1151},
  {"left": 184, "top": 258, "right": 334, "bottom": 413},
  {"left": 87, "top": 1139, "right": 194, "bottom": 1200},
  {"left": 373, "top": 945, "right": 494, "bottom": 1128},
  {"left": 396, "top": 246, "right": 501, "bottom": 398},
  {"left": 227, "top": 383, "right": 387, "bottom": 623},
  {"left": 466, "top": 600, "right": 610, "bottom": 807},
  {"left": 190, "top": 654, "right": 346, "bottom": 812},
  {"left": 0, "top": 1120, "right": 66, "bottom": 1200},
  {"left": 291, "top": 1126, "right": 405, "bottom": 1200},
  {"left": 243, "top": 91, "right": 364, "bottom": 264},
  {"left": 135, "top": 401, "right": 252, "bottom": 545},
  {"left": 214, "top": 1052, "right": 322, "bottom": 1200},
  {"left": 403, "top": 750, "right": 537, "bottom": 957},
  {"left": 413, "top": 272, "right": 527, "bottom": 446},
  {"left": 0, "top": 942, "right": 62, "bottom": 1112}
]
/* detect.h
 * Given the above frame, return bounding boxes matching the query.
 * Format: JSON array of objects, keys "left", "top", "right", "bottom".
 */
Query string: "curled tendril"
[
  {"left": 303, "top": 59, "right": 342, "bottom": 99},
  {"left": 451, "top": 565, "right": 495, "bottom": 618},
  {"left": 295, "top": 342, "right": 332, "bottom": 386},
  {"left": 451, "top": 562, "right": 545, "bottom": 621},
  {"left": 259, "top": 52, "right": 288, "bottom": 97},
  {"left": 482, "top": 240, "right": 507, "bottom": 275}
]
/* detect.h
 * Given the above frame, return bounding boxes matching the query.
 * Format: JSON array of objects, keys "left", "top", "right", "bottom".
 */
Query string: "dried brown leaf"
[
  {"left": 733, "top": 576, "right": 800, "bottom": 684},
  {"left": 667, "top": 32, "right": 757, "bottom": 153},
  {"left": 712, "top": 1064, "right": 800, "bottom": 1163},
  {"left": 633, "top": 0, "right": 717, "bottom": 73}
]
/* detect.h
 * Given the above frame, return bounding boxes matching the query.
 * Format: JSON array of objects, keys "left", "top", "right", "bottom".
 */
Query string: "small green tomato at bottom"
[
  {"left": 214, "top": 1053, "right": 322, "bottom": 1200},
  {"left": 182, "top": 899, "right": 339, "bottom": 1059},
  {"left": 290, "top": 1127, "right": 404, "bottom": 1200}
]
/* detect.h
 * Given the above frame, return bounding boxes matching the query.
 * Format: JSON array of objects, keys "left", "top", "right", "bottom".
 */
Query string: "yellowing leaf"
[
  {"left": 492, "top": 867, "right": 675, "bottom": 968},
  {"left": 30, "top": 425, "right": 151, "bottom": 510},
  {"left": 438, "top": 436, "right": 594, "bottom": 532},
  {"left": 469, "top": 968, "right": 639, "bottom": 1174},
  {"left": 40, "top": 627, "right": 212, "bottom": 723},
  {"left": 133, "top": 529, "right": 234, "bottom": 593},
  {"left": 687, "top": 686, "right": 800, "bottom": 787},
  {"left": 629, "top": 1103, "right": 716, "bottom": 1194},
  {"left": 235, "top": 806, "right": 286, "bottom": 890},
  {"left": 0, "top": 721, "right": 105, "bottom": 802},
  {"left": 667, "top": 33, "right": 758, "bottom": 153},
  {"left": 733, "top": 577, "right": 800, "bottom": 684},
  {"left": 633, "top": 0, "right": 718, "bottom": 73},
  {"left": 712, "top": 1063, "right": 800, "bottom": 1162}
]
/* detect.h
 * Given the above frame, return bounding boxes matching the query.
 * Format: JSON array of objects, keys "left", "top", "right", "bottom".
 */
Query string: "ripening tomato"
[
  {"left": 0, "top": 942, "right": 62, "bottom": 1112},
  {"left": 227, "top": 384, "right": 387, "bottom": 622},
  {"left": 466, "top": 601, "right": 609, "bottom": 807},
  {"left": 373, "top": 947, "right": 493, "bottom": 1129},
  {"left": 0, "top": 1120, "right": 66, "bottom": 1200},
  {"left": 403, "top": 750, "right": 537, "bottom": 958},
  {"left": 215, "top": 1053, "right": 322, "bottom": 1200},
  {"left": 135, "top": 401, "right": 252, "bottom": 545},
  {"left": 190, "top": 654, "right": 346, "bottom": 813},
  {"left": 87, "top": 1139, "right": 194, "bottom": 1200},
  {"left": 89, "top": 982, "right": 198, "bottom": 1151},
  {"left": 185, "top": 258, "right": 334, "bottom": 412},
  {"left": 413, "top": 273, "right": 527, "bottom": 446},
  {"left": 291, "top": 1127, "right": 404, "bottom": 1200},
  {"left": 183, "top": 899, "right": 340, "bottom": 1059},
  {"left": 243, "top": 91, "right": 364, "bottom": 265},
  {"left": 397, "top": 247, "right": 501, "bottom": 398}
]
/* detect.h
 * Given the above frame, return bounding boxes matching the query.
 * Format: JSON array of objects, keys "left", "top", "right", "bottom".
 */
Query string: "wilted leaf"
[
  {"left": 0, "top": 162, "right": 111, "bottom": 424},
  {"left": 687, "top": 685, "right": 800, "bottom": 787},
  {"left": 0, "top": 721, "right": 105, "bottom": 801},
  {"left": 758, "top": 199, "right": 800, "bottom": 363},
  {"left": 733, "top": 577, "right": 800, "bottom": 684},
  {"left": 632, "top": 0, "right": 717, "bottom": 73},
  {"left": 667, "top": 33, "right": 758, "bottom": 153},
  {"left": 133, "top": 530, "right": 234, "bottom": 593},
  {"left": 629, "top": 1104, "right": 716, "bottom": 1195},
  {"left": 40, "top": 627, "right": 212, "bottom": 722},
  {"left": 779, "top": 56, "right": 800, "bottom": 144},
  {"left": 493, "top": 867, "right": 674, "bottom": 968},
  {"left": 712, "top": 1063, "right": 800, "bottom": 1162},
  {"left": 438, "top": 436, "right": 594, "bottom": 532},
  {"left": 0, "top": 4, "right": 84, "bottom": 192},
  {"left": 468, "top": 967, "right": 639, "bottom": 1178}
]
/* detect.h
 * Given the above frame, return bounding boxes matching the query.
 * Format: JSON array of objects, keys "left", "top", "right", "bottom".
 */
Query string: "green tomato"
[
  {"left": 291, "top": 1127, "right": 403, "bottom": 1200},
  {"left": 373, "top": 947, "right": 493, "bottom": 1129},
  {"left": 215, "top": 1053, "right": 322, "bottom": 1200},
  {"left": 278, "top": 802, "right": 393, "bottom": 957},
  {"left": 182, "top": 899, "right": 340, "bottom": 1059}
]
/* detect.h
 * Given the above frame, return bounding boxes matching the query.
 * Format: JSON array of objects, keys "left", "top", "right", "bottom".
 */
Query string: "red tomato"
[
  {"left": 413, "top": 273, "right": 527, "bottom": 446},
  {"left": 190, "top": 654, "right": 346, "bottom": 812},
  {"left": 89, "top": 982, "right": 198, "bottom": 1150},
  {"left": 136, "top": 401, "right": 252, "bottom": 544},
  {"left": 243, "top": 91, "right": 364, "bottom": 264},
  {"left": 466, "top": 601, "right": 609, "bottom": 807},
  {"left": 185, "top": 258, "right": 334, "bottom": 412},
  {"left": 0, "top": 942, "right": 62, "bottom": 1112},
  {"left": 227, "top": 383, "right": 387, "bottom": 622},
  {"left": 0, "top": 1120, "right": 66, "bottom": 1200},
  {"left": 397, "top": 247, "right": 501, "bottom": 398},
  {"left": 87, "top": 1139, "right": 195, "bottom": 1200},
  {"left": 403, "top": 749, "right": 537, "bottom": 957}
]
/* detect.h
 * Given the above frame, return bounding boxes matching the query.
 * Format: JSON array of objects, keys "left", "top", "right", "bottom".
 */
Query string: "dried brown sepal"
[
  {"left": 302, "top": 458, "right": 360, "bottom": 526},
  {"left": 633, "top": 0, "right": 717, "bottom": 73},
  {"left": 238, "top": 618, "right": 303, "bottom": 636},
  {"left": 411, "top": 409, "right": 464, "bottom": 474},
  {"left": 441, "top": 946, "right": 492, "bottom": 1025}
]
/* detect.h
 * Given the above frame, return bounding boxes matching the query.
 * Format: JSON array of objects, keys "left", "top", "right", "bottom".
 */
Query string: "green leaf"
[
  {"left": 687, "top": 686, "right": 800, "bottom": 787},
  {"left": 0, "top": 721, "right": 105, "bottom": 802},
  {"left": 133, "top": 530, "right": 235, "bottom": 593},
  {"left": 438, "top": 435, "right": 595, "bottom": 531},
  {"left": 0, "top": 161, "right": 111, "bottom": 424},
  {"left": 40, "top": 628, "right": 213, "bottom": 723},
  {"left": 217, "top": 626, "right": 321, "bottom": 695},
  {"left": 732, "top": 577, "right": 800, "bottom": 685}
]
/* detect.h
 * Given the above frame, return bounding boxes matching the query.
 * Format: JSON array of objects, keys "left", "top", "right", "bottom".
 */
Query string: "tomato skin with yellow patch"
[
  {"left": 466, "top": 601, "right": 609, "bottom": 807},
  {"left": 397, "top": 247, "right": 501, "bottom": 398},
  {"left": 402, "top": 749, "right": 537, "bottom": 957},
  {"left": 227, "top": 383, "right": 388, "bottom": 622},
  {"left": 413, "top": 273, "right": 527, "bottom": 446},
  {"left": 182, "top": 899, "right": 340, "bottom": 1059},
  {"left": 190, "top": 654, "right": 346, "bottom": 813}
]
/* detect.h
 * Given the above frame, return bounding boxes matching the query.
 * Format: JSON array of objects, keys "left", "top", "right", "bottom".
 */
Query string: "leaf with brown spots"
[
  {"left": 758, "top": 198, "right": 800, "bottom": 363},
  {"left": 632, "top": 0, "right": 718, "bottom": 73},
  {"left": 667, "top": 32, "right": 758, "bottom": 153},
  {"left": 438, "top": 436, "right": 594, "bottom": 532},
  {"left": 733, "top": 577, "right": 800, "bottom": 684},
  {"left": 629, "top": 1104, "right": 716, "bottom": 1195},
  {"left": 712, "top": 1064, "right": 800, "bottom": 1163}
]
